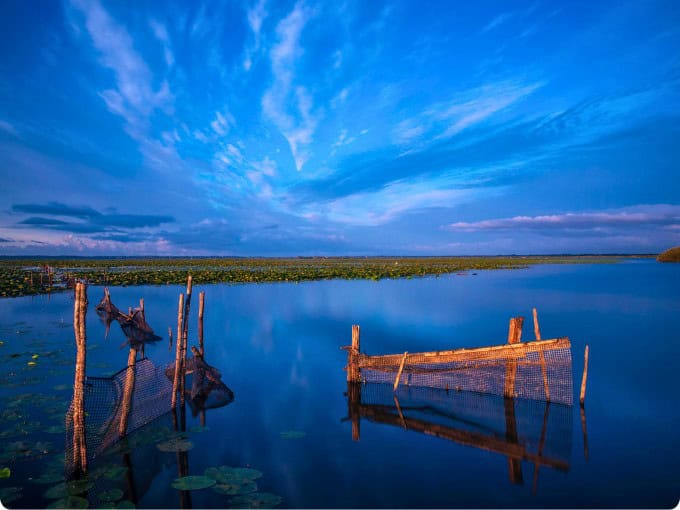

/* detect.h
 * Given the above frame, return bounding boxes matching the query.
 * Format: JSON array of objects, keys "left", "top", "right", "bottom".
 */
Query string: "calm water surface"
[{"left": 0, "top": 260, "right": 678, "bottom": 508}]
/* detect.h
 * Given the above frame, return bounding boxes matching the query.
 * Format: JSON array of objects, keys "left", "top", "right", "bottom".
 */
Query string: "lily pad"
[
  {"left": 0, "top": 486, "right": 23, "bottom": 505},
  {"left": 116, "top": 500, "right": 135, "bottom": 509},
  {"left": 44, "top": 479, "right": 94, "bottom": 499},
  {"left": 189, "top": 425, "right": 210, "bottom": 433},
  {"left": 204, "top": 466, "right": 263, "bottom": 484},
  {"left": 103, "top": 465, "right": 128, "bottom": 480},
  {"left": 171, "top": 475, "right": 216, "bottom": 491},
  {"left": 228, "top": 492, "right": 282, "bottom": 509},
  {"left": 156, "top": 438, "right": 193, "bottom": 453},
  {"left": 31, "top": 472, "right": 66, "bottom": 484},
  {"left": 213, "top": 481, "right": 258, "bottom": 496},
  {"left": 46, "top": 424, "right": 66, "bottom": 434},
  {"left": 48, "top": 496, "right": 89, "bottom": 509},
  {"left": 279, "top": 430, "right": 307, "bottom": 439},
  {"left": 97, "top": 489, "right": 124, "bottom": 502},
  {"left": 0, "top": 467, "right": 10, "bottom": 478}
]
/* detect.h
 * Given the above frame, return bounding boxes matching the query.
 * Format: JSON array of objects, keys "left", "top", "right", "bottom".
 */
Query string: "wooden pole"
[
  {"left": 348, "top": 325, "right": 361, "bottom": 383},
  {"left": 504, "top": 317, "right": 523, "bottom": 398},
  {"left": 393, "top": 352, "right": 408, "bottom": 392},
  {"left": 71, "top": 282, "right": 88, "bottom": 474},
  {"left": 180, "top": 276, "right": 192, "bottom": 406},
  {"left": 118, "top": 347, "right": 137, "bottom": 437},
  {"left": 139, "top": 298, "right": 145, "bottom": 321},
  {"left": 198, "top": 291, "right": 205, "bottom": 357},
  {"left": 580, "top": 345, "right": 589, "bottom": 406},
  {"left": 171, "top": 293, "right": 184, "bottom": 409},
  {"left": 532, "top": 308, "right": 541, "bottom": 340}
]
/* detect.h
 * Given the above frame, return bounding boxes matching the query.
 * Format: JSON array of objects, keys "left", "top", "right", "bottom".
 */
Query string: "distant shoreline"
[{"left": 0, "top": 255, "right": 655, "bottom": 298}]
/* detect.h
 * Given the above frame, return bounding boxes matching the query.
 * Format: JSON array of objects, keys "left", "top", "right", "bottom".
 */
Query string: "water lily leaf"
[
  {"left": 189, "top": 425, "right": 210, "bottom": 433},
  {"left": 0, "top": 486, "right": 23, "bottom": 505},
  {"left": 228, "top": 492, "right": 282, "bottom": 509},
  {"left": 48, "top": 496, "right": 89, "bottom": 509},
  {"left": 32, "top": 354, "right": 39, "bottom": 359},
  {"left": 97, "top": 489, "right": 124, "bottom": 502},
  {"left": 156, "top": 438, "right": 193, "bottom": 452},
  {"left": 116, "top": 500, "right": 135, "bottom": 509},
  {"left": 204, "top": 466, "right": 262, "bottom": 484},
  {"left": 27, "top": 361, "right": 37, "bottom": 366},
  {"left": 171, "top": 475, "right": 216, "bottom": 491},
  {"left": 279, "top": 430, "right": 306, "bottom": 439},
  {"left": 46, "top": 424, "right": 66, "bottom": 434},
  {"left": 213, "top": 481, "right": 258, "bottom": 496},
  {"left": 0, "top": 467, "right": 10, "bottom": 478},
  {"left": 31, "top": 472, "right": 66, "bottom": 484},
  {"left": 103, "top": 465, "right": 128, "bottom": 480},
  {"left": 44, "top": 479, "right": 94, "bottom": 499}
]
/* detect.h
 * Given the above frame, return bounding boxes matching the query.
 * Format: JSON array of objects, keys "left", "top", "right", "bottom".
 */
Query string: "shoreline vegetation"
[{"left": 0, "top": 255, "right": 651, "bottom": 298}]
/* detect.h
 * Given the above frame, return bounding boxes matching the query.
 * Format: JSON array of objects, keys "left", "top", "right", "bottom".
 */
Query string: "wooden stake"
[
  {"left": 139, "top": 298, "right": 145, "bottom": 321},
  {"left": 532, "top": 308, "right": 541, "bottom": 340},
  {"left": 72, "top": 282, "right": 88, "bottom": 474},
  {"left": 118, "top": 347, "right": 137, "bottom": 437},
  {"left": 171, "top": 293, "right": 184, "bottom": 409},
  {"left": 504, "top": 317, "right": 523, "bottom": 398},
  {"left": 580, "top": 345, "right": 589, "bottom": 406},
  {"left": 348, "top": 325, "right": 361, "bottom": 382},
  {"left": 393, "top": 351, "right": 408, "bottom": 392},
  {"left": 198, "top": 291, "right": 205, "bottom": 357},
  {"left": 180, "top": 276, "right": 192, "bottom": 406}
]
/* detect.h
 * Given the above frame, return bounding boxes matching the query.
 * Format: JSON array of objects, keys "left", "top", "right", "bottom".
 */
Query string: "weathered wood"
[
  {"left": 348, "top": 324, "right": 361, "bottom": 382},
  {"left": 139, "top": 298, "right": 145, "bottom": 320},
  {"left": 198, "top": 291, "right": 205, "bottom": 357},
  {"left": 504, "top": 317, "right": 523, "bottom": 398},
  {"left": 71, "top": 282, "right": 88, "bottom": 474},
  {"left": 393, "top": 351, "right": 408, "bottom": 392},
  {"left": 180, "top": 277, "right": 193, "bottom": 406},
  {"left": 539, "top": 350, "right": 550, "bottom": 402},
  {"left": 507, "top": 316, "right": 524, "bottom": 344},
  {"left": 357, "top": 337, "right": 569, "bottom": 369},
  {"left": 580, "top": 345, "right": 589, "bottom": 406},
  {"left": 118, "top": 347, "right": 137, "bottom": 437},
  {"left": 532, "top": 308, "right": 541, "bottom": 340},
  {"left": 171, "top": 293, "right": 184, "bottom": 409}
]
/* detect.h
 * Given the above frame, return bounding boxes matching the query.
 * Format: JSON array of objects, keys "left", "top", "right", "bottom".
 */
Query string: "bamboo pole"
[
  {"left": 118, "top": 347, "right": 137, "bottom": 437},
  {"left": 580, "top": 345, "right": 589, "bottom": 406},
  {"left": 393, "top": 352, "right": 408, "bottom": 392},
  {"left": 532, "top": 308, "right": 541, "bottom": 340},
  {"left": 171, "top": 293, "right": 184, "bottom": 409},
  {"left": 348, "top": 325, "right": 361, "bottom": 382},
  {"left": 198, "top": 291, "right": 205, "bottom": 357},
  {"left": 71, "top": 282, "right": 88, "bottom": 474}
]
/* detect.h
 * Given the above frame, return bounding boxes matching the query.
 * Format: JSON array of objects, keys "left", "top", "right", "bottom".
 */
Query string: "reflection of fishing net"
[
  {"left": 354, "top": 383, "right": 572, "bottom": 471},
  {"left": 165, "top": 356, "right": 235, "bottom": 416},
  {"left": 356, "top": 338, "right": 573, "bottom": 405}
]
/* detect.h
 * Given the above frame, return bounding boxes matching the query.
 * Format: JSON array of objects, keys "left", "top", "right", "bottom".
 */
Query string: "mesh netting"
[
  {"left": 352, "top": 383, "right": 572, "bottom": 471},
  {"left": 355, "top": 338, "right": 573, "bottom": 405}
]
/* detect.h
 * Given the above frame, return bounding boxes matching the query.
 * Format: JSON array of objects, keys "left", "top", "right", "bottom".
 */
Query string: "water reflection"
[{"left": 345, "top": 382, "right": 573, "bottom": 493}]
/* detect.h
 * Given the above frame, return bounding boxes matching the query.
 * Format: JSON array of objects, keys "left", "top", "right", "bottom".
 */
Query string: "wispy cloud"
[
  {"left": 482, "top": 12, "right": 513, "bottom": 33},
  {"left": 445, "top": 204, "right": 680, "bottom": 232},
  {"left": 149, "top": 19, "right": 174, "bottom": 67},
  {"left": 262, "top": 2, "right": 319, "bottom": 171},
  {"left": 0, "top": 119, "right": 19, "bottom": 137},
  {"left": 244, "top": 0, "right": 268, "bottom": 71}
]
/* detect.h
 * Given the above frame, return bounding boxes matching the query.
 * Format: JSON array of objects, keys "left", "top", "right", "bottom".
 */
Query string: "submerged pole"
[
  {"left": 580, "top": 345, "right": 589, "bottom": 406},
  {"left": 198, "top": 291, "right": 205, "bottom": 357}
]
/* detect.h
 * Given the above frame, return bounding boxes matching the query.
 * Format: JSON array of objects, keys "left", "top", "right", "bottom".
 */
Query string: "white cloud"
[
  {"left": 244, "top": 0, "right": 267, "bottom": 70},
  {"left": 482, "top": 12, "right": 513, "bottom": 33},
  {"left": 445, "top": 204, "right": 680, "bottom": 232},
  {"left": 262, "top": 2, "right": 319, "bottom": 171},
  {"left": 149, "top": 19, "right": 174, "bottom": 67},
  {"left": 210, "top": 110, "right": 235, "bottom": 136}
]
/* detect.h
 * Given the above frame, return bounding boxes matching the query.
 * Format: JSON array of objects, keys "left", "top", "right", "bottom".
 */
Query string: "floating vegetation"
[
  {"left": 0, "top": 486, "right": 23, "bottom": 505},
  {"left": 171, "top": 475, "right": 216, "bottom": 491},
  {"left": 228, "top": 492, "right": 282, "bottom": 509},
  {"left": 189, "top": 425, "right": 210, "bottom": 433},
  {"left": 156, "top": 437, "right": 194, "bottom": 453},
  {"left": 279, "top": 430, "right": 307, "bottom": 439},
  {"left": 115, "top": 500, "right": 135, "bottom": 509},
  {"left": 0, "top": 256, "right": 630, "bottom": 297},
  {"left": 213, "top": 481, "right": 258, "bottom": 496},
  {"left": 205, "top": 466, "right": 263, "bottom": 485},
  {"left": 31, "top": 471, "right": 66, "bottom": 484},
  {"left": 45, "top": 424, "right": 66, "bottom": 434},
  {"left": 43, "top": 479, "right": 94, "bottom": 499},
  {"left": 1, "top": 440, "right": 53, "bottom": 462},
  {"left": 47, "top": 495, "right": 89, "bottom": 509},
  {"left": 97, "top": 489, "right": 124, "bottom": 502},
  {"left": 101, "top": 465, "right": 128, "bottom": 480},
  {"left": 0, "top": 466, "right": 10, "bottom": 478}
]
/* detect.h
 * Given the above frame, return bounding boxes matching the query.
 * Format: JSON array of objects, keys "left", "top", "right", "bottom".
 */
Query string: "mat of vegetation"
[
  {"left": 0, "top": 256, "right": 631, "bottom": 298},
  {"left": 657, "top": 246, "right": 680, "bottom": 262}
]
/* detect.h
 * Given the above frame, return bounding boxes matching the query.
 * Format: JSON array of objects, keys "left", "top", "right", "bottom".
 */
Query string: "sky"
[{"left": 1, "top": 0, "right": 679, "bottom": 256}]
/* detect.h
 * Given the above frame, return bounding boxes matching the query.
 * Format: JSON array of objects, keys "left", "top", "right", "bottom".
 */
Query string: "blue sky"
[{"left": 1, "top": 0, "right": 679, "bottom": 255}]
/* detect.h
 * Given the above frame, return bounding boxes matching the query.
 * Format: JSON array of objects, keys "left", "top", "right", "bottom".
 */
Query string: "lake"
[{"left": 0, "top": 259, "right": 678, "bottom": 508}]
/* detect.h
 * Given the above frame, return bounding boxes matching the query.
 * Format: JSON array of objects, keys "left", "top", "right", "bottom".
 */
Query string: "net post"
[
  {"left": 533, "top": 308, "right": 550, "bottom": 401},
  {"left": 198, "top": 291, "right": 205, "bottom": 357},
  {"left": 180, "top": 276, "right": 193, "bottom": 406},
  {"left": 118, "top": 347, "right": 137, "bottom": 437},
  {"left": 348, "top": 324, "right": 361, "bottom": 383},
  {"left": 532, "top": 308, "right": 541, "bottom": 340},
  {"left": 393, "top": 351, "right": 408, "bottom": 392},
  {"left": 71, "top": 282, "right": 88, "bottom": 475},
  {"left": 171, "top": 293, "right": 184, "bottom": 409},
  {"left": 504, "top": 317, "right": 523, "bottom": 398},
  {"left": 579, "top": 345, "right": 589, "bottom": 406}
]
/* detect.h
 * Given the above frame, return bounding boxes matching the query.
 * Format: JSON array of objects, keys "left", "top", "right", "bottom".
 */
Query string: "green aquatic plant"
[
  {"left": 204, "top": 466, "right": 263, "bottom": 484},
  {"left": 97, "top": 489, "right": 124, "bottom": 502},
  {"left": 47, "top": 496, "right": 89, "bottom": 509},
  {"left": 0, "top": 466, "right": 10, "bottom": 478},
  {"left": 0, "top": 486, "right": 23, "bottom": 505},
  {"left": 228, "top": 492, "right": 282, "bottom": 509},
  {"left": 156, "top": 438, "right": 194, "bottom": 452},
  {"left": 30, "top": 471, "right": 66, "bottom": 484},
  {"left": 171, "top": 475, "right": 217, "bottom": 491},
  {"left": 43, "top": 479, "right": 94, "bottom": 499},
  {"left": 213, "top": 481, "right": 258, "bottom": 496}
]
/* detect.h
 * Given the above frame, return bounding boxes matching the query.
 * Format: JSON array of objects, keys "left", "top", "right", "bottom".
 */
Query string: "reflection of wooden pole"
[
  {"left": 504, "top": 397, "right": 523, "bottom": 485},
  {"left": 580, "top": 405, "right": 589, "bottom": 461},
  {"left": 168, "top": 326, "right": 173, "bottom": 352},
  {"left": 348, "top": 382, "right": 361, "bottom": 441},
  {"left": 198, "top": 291, "right": 205, "bottom": 357},
  {"left": 532, "top": 402, "right": 551, "bottom": 494},
  {"left": 504, "top": 317, "right": 523, "bottom": 398},
  {"left": 123, "top": 453, "right": 138, "bottom": 504},
  {"left": 72, "top": 282, "right": 88, "bottom": 475},
  {"left": 118, "top": 347, "right": 137, "bottom": 437},
  {"left": 171, "top": 293, "right": 184, "bottom": 409},
  {"left": 580, "top": 345, "right": 589, "bottom": 406},
  {"left": 348, "top": 325, "right": 361, "bottom": 382}
]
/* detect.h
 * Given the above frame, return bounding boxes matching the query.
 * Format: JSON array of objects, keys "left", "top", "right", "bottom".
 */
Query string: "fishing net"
[
  {"left": 353, "top": 338, "right": 573, "bottom": 405},
  {"left": 95, "top": 291, "right": 162, "bottom": 345},
  {"left": 351, "top": 383, "right": 572, "bottom": 471}
]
